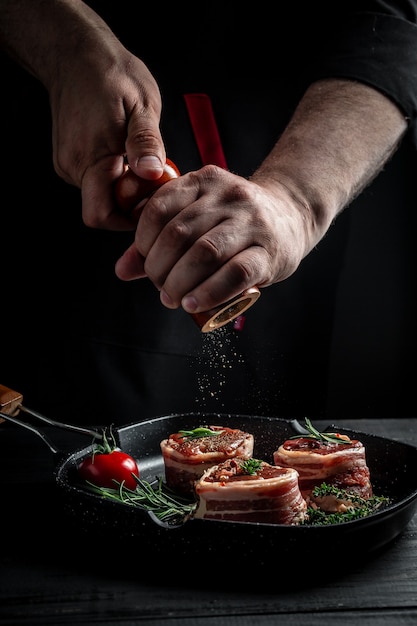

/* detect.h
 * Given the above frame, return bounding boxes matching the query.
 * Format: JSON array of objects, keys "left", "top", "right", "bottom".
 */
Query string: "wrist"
[
  {"left": 252, "top": 78, "right": 407, "bottom": 256},
  {"left": 0, "top": 0, "right": 119, "bottom": 88}
]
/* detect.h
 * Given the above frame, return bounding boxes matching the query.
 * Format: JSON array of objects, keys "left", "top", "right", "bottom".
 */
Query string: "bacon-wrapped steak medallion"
[
  {"left": 273, "top": 432, "right": 373, "bottom": 512},
  {"left": 194, "top": 458, "right": 308, "bottom": 525},
  {"left": 160, "top": 426, "right": 254, "bottom": 495}
]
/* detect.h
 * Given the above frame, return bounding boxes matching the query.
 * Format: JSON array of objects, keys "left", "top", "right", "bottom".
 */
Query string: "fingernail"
[
  {"left": 182, "top": 295, "right": 198, "bottom": 313},
  {"left": 136, "top": 156, "right": 164, "bottom": 178},
  {"left": 160, "top": 289, "right": 173, "bottom": 307}
]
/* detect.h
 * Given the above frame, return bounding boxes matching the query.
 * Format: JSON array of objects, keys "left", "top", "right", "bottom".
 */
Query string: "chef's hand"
[
  {"left": 114, "top": 165, "right": 311, "bottom": 313},
  {"left": 48, "top": 37, "right": 166, "bottom": 232},
  {"left": 115, "top": 79, "right": 406, "bottom": 316},
  {"left": 0, "top": 0, "right": 166, "bottom": 231}
]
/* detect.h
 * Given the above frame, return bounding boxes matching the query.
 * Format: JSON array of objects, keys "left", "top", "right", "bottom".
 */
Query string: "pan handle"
[
  {"left": 0, "top": 410, "right": 60, "bottom": 454},
  {"left": 17, "top": 404, "right": 103, "bottom": 440},
  {"left": 0, "top": 383, "right": 103, "bottom": 441},
  {"left": 289, "top": 419, "right": 310, "bottom": 435}
]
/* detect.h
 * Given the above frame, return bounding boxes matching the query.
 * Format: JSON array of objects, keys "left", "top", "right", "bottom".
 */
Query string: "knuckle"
[
  {"left": 193, "top": 236, "right": 224, "bottom": 264},
  {"left": 143, "top": 195, "right": 170, "bottom": 226},
  {"left": 227, "top": 257, "right": 254, "bottom": 283},
  {"left": 168, "top": 218, "right": 193, "bottom": 245}
]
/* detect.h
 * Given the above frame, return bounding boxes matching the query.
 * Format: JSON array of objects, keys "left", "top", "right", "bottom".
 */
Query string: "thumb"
[{"left": 125, "top": 111, "right": 166, "bottom": 180}]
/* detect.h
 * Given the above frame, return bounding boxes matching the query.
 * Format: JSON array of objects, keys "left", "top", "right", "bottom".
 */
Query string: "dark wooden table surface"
[{"left": 0, "top": 417, "right": 416, "bottom": 625}]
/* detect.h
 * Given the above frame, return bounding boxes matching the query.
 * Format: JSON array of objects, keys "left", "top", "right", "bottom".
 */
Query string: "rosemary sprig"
[
  {"left": 178, "top": 427, "right": 224, "bottom": 439},
  {"left": 302, "top": 482, "right": 391, "bottom": 526},
  {"left": 290, "top": 417, "right": 352, "bottom": 445},
  {"left": 84, "top": 476, "right": 197, "bottom": 525},
  {"left": 83, "top": 475, "right": 390, "bottom": 528}
]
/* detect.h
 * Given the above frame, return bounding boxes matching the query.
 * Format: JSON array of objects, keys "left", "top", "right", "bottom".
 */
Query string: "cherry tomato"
[
  {"left": 78, "top": 449, "right": 140, "bottom": 491},
  {"left": 115, "top": 157, "right": 180, "bottom": 218}
]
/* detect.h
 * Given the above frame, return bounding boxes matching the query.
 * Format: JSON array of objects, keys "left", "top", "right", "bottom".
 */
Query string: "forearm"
[
  {"left": 252, "top": 79, "right": 408, "bottom": 255},
  {"left": 0, "top": 0, "right": 119, "bottom": 88}
]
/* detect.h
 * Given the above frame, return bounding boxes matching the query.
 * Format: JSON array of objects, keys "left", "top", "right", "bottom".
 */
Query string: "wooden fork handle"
[{"left": 0, "top": 384, "right": 23, "bottom": 418}]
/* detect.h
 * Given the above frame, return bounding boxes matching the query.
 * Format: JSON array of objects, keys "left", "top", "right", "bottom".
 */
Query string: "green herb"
[
  {"left": 84, "top": 476, "right": 197, "bottom": 525},
  {"left": 178, "top": 427, "right": 224, "bottom": 439},
  {"left": 240, "top": 458, "right": 263, "bottom": 475},
  {"left": 83, "top": 475, "right": 391, "bottom": 528},
  {"left": 302, "top": 482, "right": 391, "bottom": 526},
  {"left": 88, "top": 426, "right": 117, "bottom": 456},
  {"left": 290, "top": 417, "right": 352, "bottom": 445}
]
